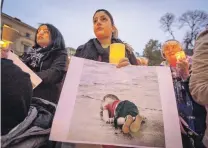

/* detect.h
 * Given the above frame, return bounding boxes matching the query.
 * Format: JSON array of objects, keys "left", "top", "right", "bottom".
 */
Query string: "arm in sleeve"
[
  {"left": 189, "top": 30, "right": 208, "bottom": 105},
  {"left": 102, "top": 109, "right": 110, "bottom": 123},
  {"left": 36, "top": 51, "right": 68, "bottom": 84}
]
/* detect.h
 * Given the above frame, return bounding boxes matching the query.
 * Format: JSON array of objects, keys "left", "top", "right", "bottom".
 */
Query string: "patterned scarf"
[{"left": 24, "top": 46, "right": 52, "bottom": 69}]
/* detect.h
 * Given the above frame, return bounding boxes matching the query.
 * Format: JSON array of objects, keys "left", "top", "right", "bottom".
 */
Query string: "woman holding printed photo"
[{"left": 74, "top": 9, "right": 139, "bottom": 148}]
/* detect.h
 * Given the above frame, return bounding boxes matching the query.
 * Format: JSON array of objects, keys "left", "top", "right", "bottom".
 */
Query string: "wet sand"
[{"left": 67, "top": 61, "right": 165, "bottom": 148}]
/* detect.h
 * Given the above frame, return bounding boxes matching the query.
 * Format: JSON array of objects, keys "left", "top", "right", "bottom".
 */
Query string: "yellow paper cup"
[{"left": 109, "top": 43, "right": 125, "bottom": 64}]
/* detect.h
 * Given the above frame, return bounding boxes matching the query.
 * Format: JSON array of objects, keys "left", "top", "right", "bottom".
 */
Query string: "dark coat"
[
  {"left": 1, "top": 97, "right": 56, "bottom": 148},
  {"left": 173, "top": 77, "right": 206, "bottom": 134},
  {"left": 75, "top": 38, "right": 138, "bottom": 65},
  {"left": 21, "top": 47, "right": 68, "bottom": 104},
  {"left": 1, "top": 58, "right": 33, "bottom": 135}
]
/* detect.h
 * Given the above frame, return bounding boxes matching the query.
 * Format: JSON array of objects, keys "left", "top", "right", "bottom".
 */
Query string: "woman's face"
[
  {"left": 93, "top": 11, "right": 115, "bottom": 39},
  {"left": 36, "top": 25, "right": 51, "bottom": 47}
]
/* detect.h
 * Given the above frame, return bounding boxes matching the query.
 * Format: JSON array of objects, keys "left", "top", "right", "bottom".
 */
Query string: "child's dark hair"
[{"left": 103, "top": 94, "right": 119, "bottom": 101}]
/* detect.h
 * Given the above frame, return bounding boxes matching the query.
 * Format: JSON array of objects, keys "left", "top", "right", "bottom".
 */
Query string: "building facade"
[{"left": 1, "top": 13, "right": 36, "bottom": 56}]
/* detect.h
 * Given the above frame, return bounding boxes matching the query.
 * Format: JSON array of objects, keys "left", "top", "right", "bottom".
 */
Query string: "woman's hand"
[
  {"left": 176, "top": 58, "right": 189, "bottom": 80},
  {"left": 116, "top": 58, "right": 130, "bottom": 68}
]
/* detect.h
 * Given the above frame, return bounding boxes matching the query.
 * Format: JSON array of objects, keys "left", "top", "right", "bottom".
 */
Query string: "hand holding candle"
[
  {"left": 109, "top": 43, "right": 126, "bottom": 64},
  {"left": 175, "top": 51, "right": 186, "bottom": 61},
  {"left": 109, "top": 43, "right": 129, "bottom": 68},
  {"left": 176, "top": 57, "right": 189, "bottom": 80}
]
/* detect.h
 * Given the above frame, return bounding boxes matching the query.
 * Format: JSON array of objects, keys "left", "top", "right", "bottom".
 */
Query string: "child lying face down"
[{"left": 100, "top": 94, "right": 145, "bottom": 134}]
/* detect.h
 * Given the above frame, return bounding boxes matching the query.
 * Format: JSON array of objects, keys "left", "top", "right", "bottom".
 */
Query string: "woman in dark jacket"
[
  {"left": 75, "top": 9, "right": 138, "bottom": 67},
  {"left": 21, "top": 23, "right": 68, "bottom": 104},
  {"left": 74, "top": 9, "right": 138, "bottom": 148}
]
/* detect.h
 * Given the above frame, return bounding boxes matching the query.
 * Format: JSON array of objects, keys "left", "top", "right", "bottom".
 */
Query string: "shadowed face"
[
  {"left": 162, "top": 40, "right": 183, "bottom": 67},
  {"left": 36, "top": 25, "right": 51, "bottom": 47},
  {"left": 93, "top": 11, "right": 115, "bottom": 39}
]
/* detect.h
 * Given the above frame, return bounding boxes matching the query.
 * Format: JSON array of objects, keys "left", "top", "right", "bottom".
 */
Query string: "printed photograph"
[{"left": 67, "top": 59, "right": 165, "bottom": 148}]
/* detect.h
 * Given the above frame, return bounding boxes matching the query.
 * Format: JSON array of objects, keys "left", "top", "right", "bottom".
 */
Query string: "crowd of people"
[{"left": 1, "top": 9, "right": 208, "bottom": 148}]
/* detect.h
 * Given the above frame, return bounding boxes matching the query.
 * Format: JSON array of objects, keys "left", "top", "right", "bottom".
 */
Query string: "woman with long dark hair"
[
  {"left": 21, "top": 23, "right": 68, "bottom": 104},
  {"left": 73, "top": 9, "right": 138, "bottom": 148},
  {"left": 75, "top": 9, "right": 138, "bottom": 67}
]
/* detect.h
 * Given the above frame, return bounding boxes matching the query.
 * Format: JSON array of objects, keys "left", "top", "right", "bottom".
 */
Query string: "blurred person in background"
[{"left": 161, "top": 40, "right": 206, "bottom": 148}]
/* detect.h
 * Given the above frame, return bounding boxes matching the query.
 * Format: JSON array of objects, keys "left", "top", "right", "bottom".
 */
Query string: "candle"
[
  {"left": 109, "top": 43, "right": 125, "bottom": 64},
  {"left": 175, "top": 51, "right": 186, "bottom": 61}
]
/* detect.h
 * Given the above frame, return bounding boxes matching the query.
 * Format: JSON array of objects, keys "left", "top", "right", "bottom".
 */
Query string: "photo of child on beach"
[
  {"left": 67, "top": 59, "right": 165, "bottom": 148},
  {"left": 100, "top": 94, "right": 146, "bottom": 134}
]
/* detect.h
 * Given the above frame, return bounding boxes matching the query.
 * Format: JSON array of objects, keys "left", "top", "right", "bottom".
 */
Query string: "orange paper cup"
[{"left": 175, "top": 51, "right": 186, "bottom": 61}]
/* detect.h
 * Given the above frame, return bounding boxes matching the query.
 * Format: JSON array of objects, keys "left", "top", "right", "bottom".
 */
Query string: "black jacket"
[
  {"left": 174, "top": 77, "right": 206, "bottom": 134},
  {"left": 75, "top": 38, "right": 138, "bottom": 65},
  {"left": 182, "top": 78, "right": 206, "bottom": 134},
  {"left": 21, "top": 47, "right": 68, "bottom": 104},
  {"left": 1, "top": 58, "right": 32, "bottom": 135}
]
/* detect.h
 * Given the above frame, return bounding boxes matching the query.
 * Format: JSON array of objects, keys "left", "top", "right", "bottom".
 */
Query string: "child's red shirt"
[{"left": 104, "top": 100, "right": 120, "bottom": 117}]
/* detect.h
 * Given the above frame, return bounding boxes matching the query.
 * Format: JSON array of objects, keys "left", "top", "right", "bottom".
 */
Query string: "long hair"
[
  {"left": 100, "top": 94, "right": 120, "bottom": 117},
  {"left": 33, "top": 23, "right": 65, "bottom": 50}
]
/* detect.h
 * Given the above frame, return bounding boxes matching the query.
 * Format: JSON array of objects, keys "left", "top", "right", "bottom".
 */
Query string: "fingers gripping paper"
[{"left": 7, "top": 51, "right": 42, "bottom": 89}]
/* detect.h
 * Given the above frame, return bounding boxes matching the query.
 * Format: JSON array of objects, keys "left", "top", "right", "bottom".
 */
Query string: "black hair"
[{"left": 34, "top": 23, "right": 65, "bottom": 49}]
